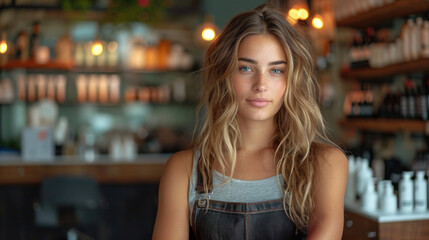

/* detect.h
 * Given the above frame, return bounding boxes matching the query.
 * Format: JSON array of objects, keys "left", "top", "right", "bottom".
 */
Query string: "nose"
[{"left": 253, "top": 73, "right": 267, "bottom": 92}]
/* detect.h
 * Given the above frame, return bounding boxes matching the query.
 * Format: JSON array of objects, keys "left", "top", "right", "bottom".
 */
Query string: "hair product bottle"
[
  {"left": 414, "top": 171, "right": 427, "bottom": 212},
  {"left": 380, "top": 180, "right": 397, "bottom": 213},
  {"left": 422, "top": 20, "right": 429, "bottom": 58},
  {"left": 401, "top": 19, "right": 413, "bottom": 62},
  {"left": 399, "top": 171, "right": 414, "bottom": 213},
  {"left": 411, "top": 18, "right": 423, "bottom": 60},
  {"left": 377, "top": 180, "right": 388, "bottom": 209},
  {"left": 356, "top": 158, "right": 373, "bottom": 200},
  {"left": 362, "top": 178, "right": 378, "bottom": 211}
]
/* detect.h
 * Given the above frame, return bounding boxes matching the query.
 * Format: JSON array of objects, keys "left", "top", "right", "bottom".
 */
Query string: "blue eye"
[
  {"left": 271, "top": 69, "right": 283, "bottom": 74},
  {"left": 239, "top": 66, "right": 252, "bottom": 72}
]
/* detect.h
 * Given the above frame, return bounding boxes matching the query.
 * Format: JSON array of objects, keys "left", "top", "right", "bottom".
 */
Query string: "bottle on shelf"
[
  {"left": 422, "top": 19, "right": 429, "bottom": 58},
  {"left": 380, "top": 180, "right": 398, "bottom": 213},
  {"left": 416, "top": 80, "right": 428, "bottom": 120},
  {"left": 393, "top": 91, "right": 401, "bottom": 118},
  {"left": 55, "top": 34, "right": 73, "bottom": 65},
  {"left": 400, "top": 83, "right": 409, "bottom": 119},
  {"left": 74, "top": 43, "right": 85, "bottom": 67},
  {"left": 29, "top": 21, "right": 41, "bottom": 60},
  {"left": 356, "top": 157, "right": 374, "bottom": 200},
  {"left": 349, "top": 32, "right": 363, "bottom": 69},
  {"left": 107, "top": 41, "right": 118, "bottom": 67},
  {"left": 377, "top": 180, "right": 388, "bottom": 209},
  {"left": 362, "top": 178, "right": 378, "bottom": 211},
  {"left": 401, "top": 18, "right": 414, "bottom": 62},
  {"left": 15, "top": 30, "right": 29, "bottom": 62},
  {"left": 410, "top": 17, "right": 423, "bottom": 60},
  {"left": 407, "top": 79, "right": 417, "bottom": 119},
  {"left": 362, "top": 83, "right": 374, "bottom": 117},
  {"left": 414, "top": 171, "right": 427, "bottom": 212},
  {"left": 399, "top": 171, "right": 414, "bottom": 213}
]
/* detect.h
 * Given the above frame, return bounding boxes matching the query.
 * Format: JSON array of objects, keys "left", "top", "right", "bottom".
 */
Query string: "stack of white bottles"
[
  {"left": 346, "top": 156, "right": 429, "bottom": 213},
  {"left": 346, "top": 156, "right": 375, "bottom": 206},
  {"left": 398, "top": 171, "right": 428, "bottom": 213}
]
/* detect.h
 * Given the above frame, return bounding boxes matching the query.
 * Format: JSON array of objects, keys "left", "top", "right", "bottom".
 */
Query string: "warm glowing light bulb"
[
  {"left": 0, "top": 40, "right": 7, "bottom": 54},
  {"left": 312, "top": 15, "right": 324, "bottom": 29},
  {"left": 202, "top": 28, "right": 216, "bottom": 41},
  {"left": 288, "top": 9, "right": 299, "bottom": 20},
  {"left": 297, "top": 8, "right": 309, "bottom": 20},
  {"left": 91, "top": 42, "right": 103, "bottom": 56}
]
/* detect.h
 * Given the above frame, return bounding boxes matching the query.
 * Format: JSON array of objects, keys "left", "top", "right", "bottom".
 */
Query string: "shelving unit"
[
  {"left": 338, "top": 2, "right": 429, "bottom": 239},
  {"left": 0, "top": 60, "right": 73, "bottom": 70},
  {"left": 338, "top": 1, "right": 429, "bottom": 136},
  {"left": 0, "top": 61, "right": 194, "bottom": 74},
  {"left": 340, "top": 58, "right": 429, "bottom": 80},
  {"left": 339, "top": 118, "right": 429, "bottom": 134},
  {"left": 336, "top": 0, "right": 429, "bottom": 28}
]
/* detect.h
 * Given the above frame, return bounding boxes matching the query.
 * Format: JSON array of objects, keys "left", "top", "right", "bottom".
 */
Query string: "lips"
[{"left": 247, "top": 98, "right": 271, "bottom": 107}]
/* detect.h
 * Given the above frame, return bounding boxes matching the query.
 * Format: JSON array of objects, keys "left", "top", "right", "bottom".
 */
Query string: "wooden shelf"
[
  {"left": 336, "top": 0, "right": 429, "bottom": 28},
  {"left": 72, "top": 66, "right": 192, "bottom": 74},
  {"left": 0, "top": 60, "right": 73, "bottom": 70},
  {"left": 339, "top": 118, "right": 429, "bottom": 134},
  {"left": 340, "top": 58, "right": 429, "bottom": 79},
  {"left": 0, "top": 62, "right": 193, "bottom": 74}
]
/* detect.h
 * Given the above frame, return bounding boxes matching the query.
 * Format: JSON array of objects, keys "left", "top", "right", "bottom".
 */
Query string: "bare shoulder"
[
  {"left": 312, "top": 144, "right": 349, "bottom": 197},
  {"left": 164, "top": 149, "right": 194, "bottom": 179},
  {"left": 316, "top": 144, "right": 348, "bottom": 174},
  {"left": 306, "top": 144, "right": 348, "bottom": 239},
  {"left": 153, "top": 149, "right": 194, "bottom": 240}
]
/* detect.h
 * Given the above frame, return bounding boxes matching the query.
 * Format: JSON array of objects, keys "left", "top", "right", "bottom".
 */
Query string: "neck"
[{"left": 237, "top": 118, "right": 275, "bottom": 152}]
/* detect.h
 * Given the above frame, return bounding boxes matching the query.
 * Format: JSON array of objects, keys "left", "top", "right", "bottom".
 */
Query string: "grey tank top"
[{"left": 188, "top": 150, "right": 285, "bottom": 213}]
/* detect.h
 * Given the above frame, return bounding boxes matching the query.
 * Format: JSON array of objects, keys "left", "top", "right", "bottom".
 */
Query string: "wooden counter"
[
  {"left": 344, "top": 201, "right": 429, "bottom": 240},
  {"left": 0, "top": 154, "right": 169, "bottom": 185}
]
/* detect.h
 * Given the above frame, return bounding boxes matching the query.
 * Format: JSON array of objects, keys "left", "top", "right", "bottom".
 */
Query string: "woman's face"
[{"left": 232, "top": 34, "right": 287, "bottom": 124}]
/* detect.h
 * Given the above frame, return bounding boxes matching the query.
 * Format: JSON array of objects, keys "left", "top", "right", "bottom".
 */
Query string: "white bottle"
[
  {"left": 346, "top": 155, "right": 356, "bottom": 203},
  {"left": 380, "top": 180, "right": 397, "bottom": 213},
  {"left": 401, "top": 19, "right": 413, "bottom": 62},
  {"left": 123, "top": 135, "right": 137, "bottom": 161},
  {"left": 357, "top": 158, "right": 373, "bottom": 199},
  {"left": 414, "top": 171, "right": 427, "bottom": 212},
  {"left": 399, "top": 171, "right": 414, "bottom": 213},
  {"left": 110, "top": 135, "right": 123, "bottom": 161},
  {"left": 410, "top": 18, "right": 423, "bottom": 60},
  {"left": 421, "top": 20, "right": 429, "bottom": 58},
  {"left": 377, "top": 180, "right": 388, "bottom": 209},
  {"left": 362, "top": 178, "right": 378, "bottom": 211}
]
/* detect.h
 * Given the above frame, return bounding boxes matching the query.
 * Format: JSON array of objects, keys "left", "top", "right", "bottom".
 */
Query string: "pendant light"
[
  {"left": 0, "top": 32, "right": 7, "bottom": 54},
  {"left": 195, "top": 14, "right": 219, "bottom": 47},
  {"left": 312, "top": 14, "right": 324, "bottom": 29},
  {"left": 91, "top": 40, "right": 103, "bottom": 56}
]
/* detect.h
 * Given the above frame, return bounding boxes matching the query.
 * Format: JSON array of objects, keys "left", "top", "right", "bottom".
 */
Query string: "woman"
[{"left": 153, "top": 3, "right": 348, "bottom": 240}]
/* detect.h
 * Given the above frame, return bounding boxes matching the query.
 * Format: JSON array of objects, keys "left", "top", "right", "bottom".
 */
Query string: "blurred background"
[{"left": 0, "top": 0, "right": 429, "bottom": 239}]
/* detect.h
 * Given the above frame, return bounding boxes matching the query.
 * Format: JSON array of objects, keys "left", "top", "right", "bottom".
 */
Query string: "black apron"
[{"left": 190, "top": 166, "right": 306, "bottom": 240}]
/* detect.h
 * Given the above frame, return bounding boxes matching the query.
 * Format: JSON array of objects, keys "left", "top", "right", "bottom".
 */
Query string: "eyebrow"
[{"left": 238, "top": 57, "right": 287, "bottom": 65}]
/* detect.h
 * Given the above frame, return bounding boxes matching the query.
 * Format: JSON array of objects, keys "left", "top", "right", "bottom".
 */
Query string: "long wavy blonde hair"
[{"left": 193, "top": 3, "right": 335, "bottom": 231}]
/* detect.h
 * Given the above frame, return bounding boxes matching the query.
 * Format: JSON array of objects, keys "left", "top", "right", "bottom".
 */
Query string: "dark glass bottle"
[
  {"left": 400, "top": 87, "right": 408, "bottom": 119},
  {"left": 407, "top": 80, "right": 416, "bottom": 119}
]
